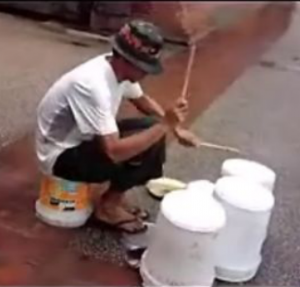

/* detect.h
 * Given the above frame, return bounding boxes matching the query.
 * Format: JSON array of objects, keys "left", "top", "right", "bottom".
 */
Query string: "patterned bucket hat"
[{"left": 111, "top": 19, "right": 164, "bottom": 75}]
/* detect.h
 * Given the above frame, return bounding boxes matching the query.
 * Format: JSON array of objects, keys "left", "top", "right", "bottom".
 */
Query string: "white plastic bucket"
[
  {"left": 141, "top": 189, "right": 226, "bottom": 287},
  {"left": 187, "top": 180, "right": 215, "bottom": 198},
  {"left": 221, "top": 158, "right": 276, "bottom": 192},
  {"left": 35, "top": 175, "right": 93, "bottom": 228},
  {"left": 214, "top": 176, "right": 275, "bottom": 283},
  {"left": 140, "top": 254, "right": 163, "bottom": 287}
]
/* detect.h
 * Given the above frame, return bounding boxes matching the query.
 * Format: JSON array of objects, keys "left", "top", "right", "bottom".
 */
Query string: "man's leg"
[
  {"left": 53, "top": 116, "right": 166, "bottom": 232},
  {"left": 98, "top": 116, "right": 166, "bottom": 220},
  {"left": 53, "top": 137, "right": 145, "bottom": 233}
]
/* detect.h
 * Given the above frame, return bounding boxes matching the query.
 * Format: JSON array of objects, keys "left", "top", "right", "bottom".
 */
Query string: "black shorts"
[{"left": 53, "top": 117, "right": 166, "bottom": 192}]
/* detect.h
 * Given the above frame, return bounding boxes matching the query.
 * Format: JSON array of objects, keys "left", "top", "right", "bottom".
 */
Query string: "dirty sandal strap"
[
  {"left": 88, "top": 215, "right": 148, "bottom": 234},
  {"left": 129, "top": 207, "right": 149, "bottom": 220},
  {"left": 115, "top": 220, "right": 148, "bottom": 234}
]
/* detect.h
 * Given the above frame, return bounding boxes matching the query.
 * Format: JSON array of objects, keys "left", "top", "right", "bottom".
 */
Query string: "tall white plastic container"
[
  {"left": 221, "top": 158, "right": 276, "bottom": 192},
  {"left": 140, "top": 189, "right": 226, "bottom": 287},
  {"left": 214, "top": 176, "right": 275, "bottom": 283}
]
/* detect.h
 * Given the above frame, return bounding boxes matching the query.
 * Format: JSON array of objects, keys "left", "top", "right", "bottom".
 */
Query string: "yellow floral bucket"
[
  {"left": 36, "top": 175, "right": 93, "bottom": 228},
  {"left": 39, "top": 175, "right": 91, "bottom": 211}
]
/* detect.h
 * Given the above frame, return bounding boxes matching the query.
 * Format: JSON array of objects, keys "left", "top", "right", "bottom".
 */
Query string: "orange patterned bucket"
[
  {"left": 39, "top": 175, "right": 91, "bottom": 211},
  {"left": 36, "top": 175, "right": 93, "bottom": 227}
]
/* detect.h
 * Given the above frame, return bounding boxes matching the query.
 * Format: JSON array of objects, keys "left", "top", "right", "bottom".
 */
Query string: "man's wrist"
[
  {"left": 154, "top": 110, "right": 165, "bottom": 120},
  {"left": 156, "top": 121, "right": 172, "bottom": 136},
  {"left": 172, "top": 125, "right": 181, "bottom": 137},
  {"left": 159, "top": 116, "right": 176, "bottom": 132}
]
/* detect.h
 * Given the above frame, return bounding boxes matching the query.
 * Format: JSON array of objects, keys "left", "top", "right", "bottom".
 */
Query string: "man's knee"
[
  {"left": 118, "top": 116, "right": 160, "bottom": 136},
  {"left": 142, "top": 116, "right": 159, "bottom": 128}
]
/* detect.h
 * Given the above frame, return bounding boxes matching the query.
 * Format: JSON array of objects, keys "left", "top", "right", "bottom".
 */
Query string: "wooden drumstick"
[
  {"left": 180, "top": 44, "right": 197, "bottom": 100},
  {"left": 177, "top": 43, "right": 241, "bottom": 154},
  {"left": 200, "top": 142, "right": 241, "bottom": 154}
]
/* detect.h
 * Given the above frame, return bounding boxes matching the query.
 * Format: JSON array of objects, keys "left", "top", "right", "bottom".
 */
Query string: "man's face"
[{"left": 124, "top": 60, "right": 147, "bottom": 83}]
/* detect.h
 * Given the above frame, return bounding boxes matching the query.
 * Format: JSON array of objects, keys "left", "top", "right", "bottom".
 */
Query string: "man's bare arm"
[
  {"left": 98, "top": 122, "right": 168, "bottom": 163},
  {"left": 98, "top": 99, "right": 188, "bottom": 163},
  {"left": 129, "top": 95, "right": 165, "bottom": 119},
  {"left": 129, "top": 95, "right": 200, "bottom": 147}
]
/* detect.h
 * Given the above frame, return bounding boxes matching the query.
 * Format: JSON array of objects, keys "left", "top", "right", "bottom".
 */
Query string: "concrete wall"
[
  {"left": 89, "top": 2, "right": 270, "bottom": 43},
  {"left": 0, "top": 1, "right": 89, "bottom": 23},
  {"left": 0, "top": 1, "right": 271, "bottom": 43}
]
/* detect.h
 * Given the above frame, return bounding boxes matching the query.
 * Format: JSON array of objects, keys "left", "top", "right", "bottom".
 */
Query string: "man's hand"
[
  {"left": 163, "top": 98, "right": 188, "bottom": 128},
  {"left": 173, "top": 126, "right": 202, "bottom": 148}
]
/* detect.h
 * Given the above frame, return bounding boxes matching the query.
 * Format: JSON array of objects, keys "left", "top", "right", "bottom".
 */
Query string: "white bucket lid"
[
  {"left": 215, "top": 176, "right": 275, "bottom": 212},
  {"left": 221, "top": 158, "right": 276, "bottom": 188},
  {"left": 161, "top": 189, "right": 226, "bottom": 233}
]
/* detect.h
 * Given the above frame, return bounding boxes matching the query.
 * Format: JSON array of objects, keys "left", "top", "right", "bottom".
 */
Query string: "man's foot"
[
  {"left": 121, "top": 195, "right": 149, "bottom": 220},
  {"left": 95, "top": 192, "right": 147, "bottom": 233},
  {"left": 125, "top": 206, "right": 149, "bottom": 220},
  {"left": 95, "top": 205, "right": 147, "bottom": 233},
  {"left": 90, "top": 181, "right": 111, "bottom": 201}
]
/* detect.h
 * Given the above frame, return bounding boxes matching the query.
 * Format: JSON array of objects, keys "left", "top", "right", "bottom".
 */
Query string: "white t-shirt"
[{"left": 36, "top": 53, "right": 143, "bottom": 175}]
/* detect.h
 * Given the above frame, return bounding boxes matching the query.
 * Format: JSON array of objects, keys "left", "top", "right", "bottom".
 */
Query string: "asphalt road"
[
  {"left": 163, "top": 5, "right": 300, "bottom": 286},
  {"left": 1, "top": 7, "right": 300, "bottom": 285}
]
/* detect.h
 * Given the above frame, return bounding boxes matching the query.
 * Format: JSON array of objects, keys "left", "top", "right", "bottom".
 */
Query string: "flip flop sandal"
[
  {"left": 88, "top": 215, "right": 148, "bottom": 234},
  {"left": 128, "top": 207, "right": 149, "bottom": 220},
  {"left": 125, "top": 248, "right": 145, "bottom": 269}
]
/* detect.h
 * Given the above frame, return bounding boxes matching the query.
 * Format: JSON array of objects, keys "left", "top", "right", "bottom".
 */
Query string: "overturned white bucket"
[
  {"left": 141, "top": 189, "right": 226, "bottom": 287},
  {"left": 214, "top": 176, "right": 275, "bottom": 283},
  {"left": 221, "top": 158, "right": 276, "bottom": 192},
  {"left": 187, "top": 180, "right": 215, "bottom": 198}
]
